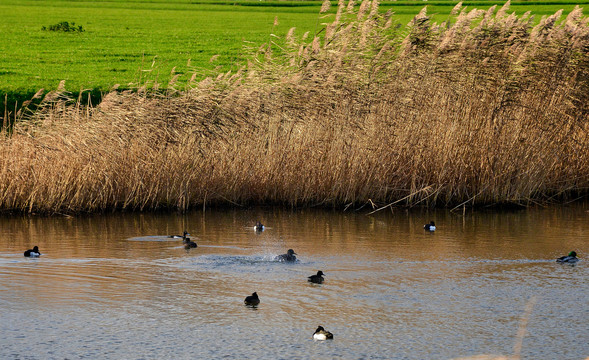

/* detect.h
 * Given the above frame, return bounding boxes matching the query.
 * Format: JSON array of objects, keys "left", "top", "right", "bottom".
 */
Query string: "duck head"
[{"left": 315, "top": 326, "right": 325, "bottom": 333}]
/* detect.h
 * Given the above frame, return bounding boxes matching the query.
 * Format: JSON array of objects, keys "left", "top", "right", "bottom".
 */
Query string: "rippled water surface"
[{"left": 1, "top": 205, "right": 588, "bottom": 359}]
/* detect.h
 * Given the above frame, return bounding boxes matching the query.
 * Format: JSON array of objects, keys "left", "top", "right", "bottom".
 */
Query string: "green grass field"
[{"left": 1, "top": 0, "right": 588, "bottom": 115}]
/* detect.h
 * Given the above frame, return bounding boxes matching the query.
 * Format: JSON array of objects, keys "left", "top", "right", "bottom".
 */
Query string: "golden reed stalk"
[{"left": 1, "top": 4, "right": 588, "bottom": 214}]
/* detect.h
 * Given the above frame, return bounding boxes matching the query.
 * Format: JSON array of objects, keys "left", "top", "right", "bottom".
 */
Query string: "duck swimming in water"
[
  {"left": 182, "top": 236, "right": 193, "bottom": 244},
  {"left": 184, "top": 239, "right": 197, "bottom": 249},
  {"left": 556, "top": 251, "right": 579, "bottom": 264},
  {"left": 169, "top": 231, "right": 190, "bottom": 240},
  {"left": 308, "top": 271, "right": 325, "bottom": 284},
  {"left": 24, "top": 246, "right": 41, "bottom": 258},
  {"left": 424, "top": 221, "right": 436, "bottom": 232},
  {"left": 244, "top": 292, "right": 260, "bottom": 306},
  {"left": 313, "top": 326, "right": 333, "bottom": 340},
  {"left": 254, "top": 222, "right": 265, "bottom": 232},
  {"left": 275, "top": 249, "right": 297, "bottom": 263}
]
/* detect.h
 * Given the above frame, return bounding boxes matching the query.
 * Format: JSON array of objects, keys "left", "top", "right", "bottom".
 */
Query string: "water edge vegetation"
[{"left": 1, "top": 0, "right": 588, "bottom": 213}]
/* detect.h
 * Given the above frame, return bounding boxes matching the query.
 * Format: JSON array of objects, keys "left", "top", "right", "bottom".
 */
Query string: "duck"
[
  {"left": 182, "top": 236, "right": 193, "bottom": 244},
  {"left": 24, "top": 246, "right": 41, "bottom": 258},
  {"left": 556, "top": 251, "right": 579, "bottom": 264},
  {"left": 184, "top": 240, "right": 197, "bottom": 249},
  {"left": 424, "top": 221, "right": 436, "bottom": 232},
  {"left": 308, "top": 270, "right": 325, "bottom": 284},
  {"left": 244, "top": 292, "right": 260, "bottom": 306},
  {"left": 275, "top": 249, "right": 297, "bottom": 263},
  {"left": 254, "top": 222, "right": 265, "bottom": 232},
  {"left": 313, "top": 326, "right": 333, "bottom": 340},
  {"left": 169, "top": 231, "right": 190, "bottom": 240}
]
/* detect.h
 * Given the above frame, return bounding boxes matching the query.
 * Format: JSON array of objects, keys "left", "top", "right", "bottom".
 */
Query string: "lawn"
[
  {"left": 1, "top": 0, "right": 319, "bottom": 108},
  {"left": 1, "top": 0, "right": 587, "bottom": 114}
]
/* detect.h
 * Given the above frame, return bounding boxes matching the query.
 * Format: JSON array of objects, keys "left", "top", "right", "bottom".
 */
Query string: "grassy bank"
[
  {"left": 1, "top": 1, "right": 589, "bottom": 213},
  {"left": 2, "top": 0, "right": 588, "bottom": 120}
]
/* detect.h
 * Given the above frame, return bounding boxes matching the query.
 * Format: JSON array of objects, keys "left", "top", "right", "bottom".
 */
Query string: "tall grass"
[{"left": 1, "top": 1, "right": 589, "bottom": 213}]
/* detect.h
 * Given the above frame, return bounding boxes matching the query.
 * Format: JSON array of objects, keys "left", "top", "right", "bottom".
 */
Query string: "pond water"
[{"left": 0, "top": 205, "right": 588, "bottom": 359}]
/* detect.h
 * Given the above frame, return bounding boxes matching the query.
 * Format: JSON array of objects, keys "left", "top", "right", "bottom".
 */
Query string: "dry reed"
[{"left": 1, "top": 3, "right": 589, "bottom": 214}]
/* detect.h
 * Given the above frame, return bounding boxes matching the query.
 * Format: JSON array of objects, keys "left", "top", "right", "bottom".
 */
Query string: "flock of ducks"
[
  {"left": 249, "top": 222, "right": 332, "bottom": 339},
  {"left": 21, "top": 219, "right": 581, "bottom": 340},
  {"left": 168, "top": 231, "right": 197, "bottom": 249}
]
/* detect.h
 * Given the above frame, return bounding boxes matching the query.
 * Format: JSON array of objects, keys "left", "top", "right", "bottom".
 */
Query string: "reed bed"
[{"left": 1, "top": 1, "right": 589, "bottom": 213}]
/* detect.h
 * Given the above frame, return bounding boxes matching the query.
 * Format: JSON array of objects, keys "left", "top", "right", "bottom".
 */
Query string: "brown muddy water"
[{"left": 0, "top": 205, "right": 588, "bottom": 359}]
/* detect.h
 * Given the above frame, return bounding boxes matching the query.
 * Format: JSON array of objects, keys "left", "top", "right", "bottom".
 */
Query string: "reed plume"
[{"left": 1, "top": 4, "right": 588, "bottom": 214}]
